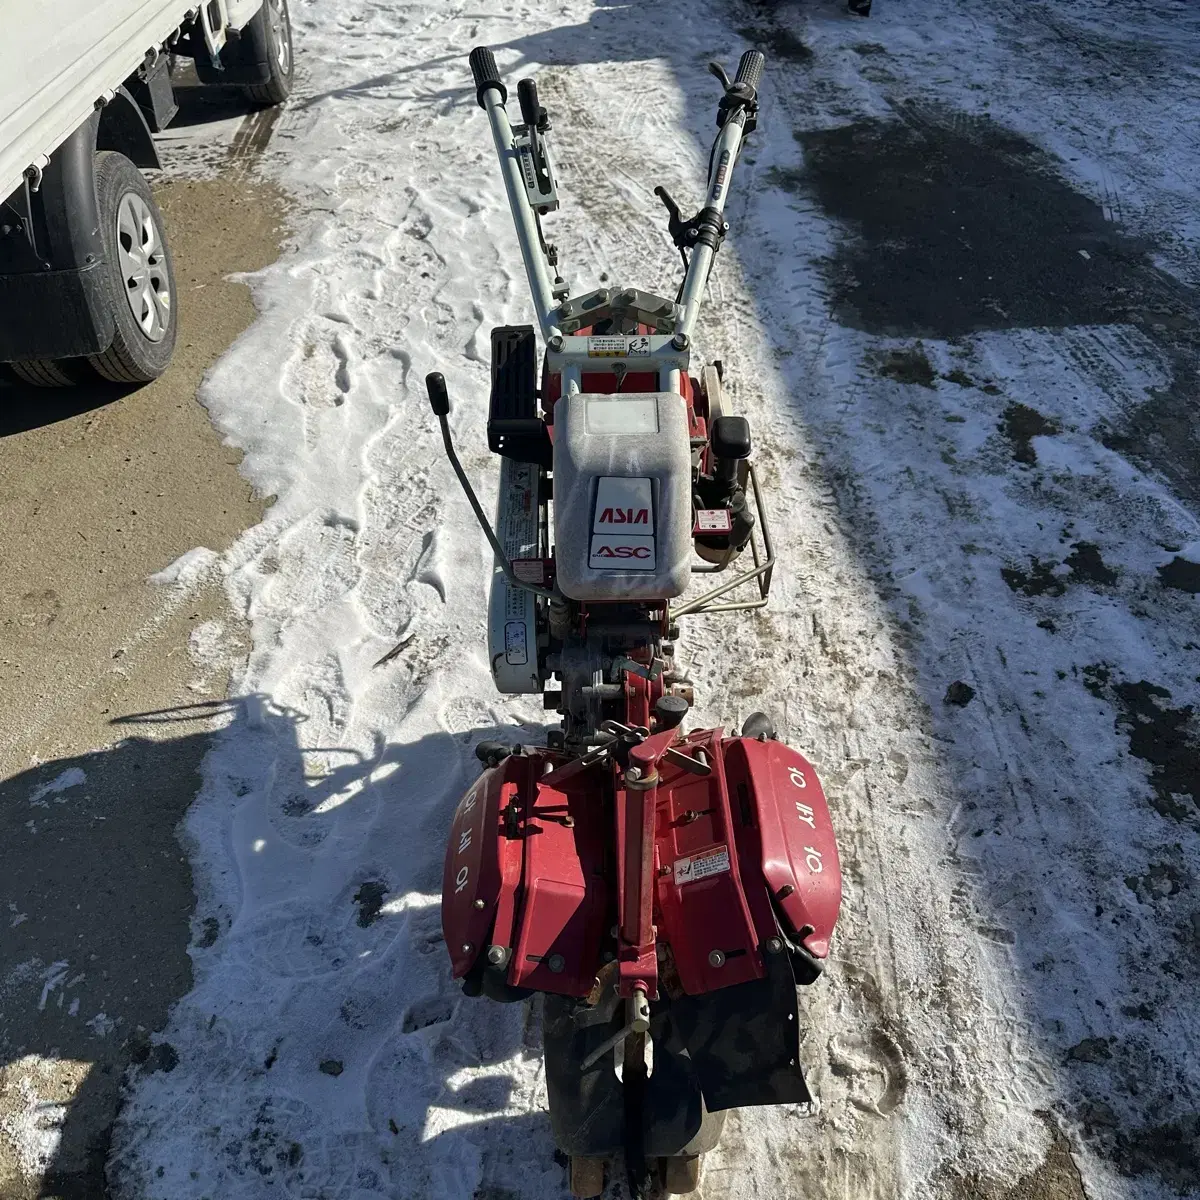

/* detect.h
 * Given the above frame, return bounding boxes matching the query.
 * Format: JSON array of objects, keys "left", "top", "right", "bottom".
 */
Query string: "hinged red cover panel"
[
  {"left": 442, "top": 757, "right": 526, "bottom": 978},
  {"left": 653, "top": 730, "right": 763, "bottom": 995},
  {"left": 510, "top": 778, "right": 609, "bottom": 997},
  {"left": 722, "top": 738, "right": 841, "bottom": 958}
]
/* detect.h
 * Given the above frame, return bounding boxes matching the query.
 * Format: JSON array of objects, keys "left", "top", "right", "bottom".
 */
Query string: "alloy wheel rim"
[
  {"left": 269, "top": 0, "right": 291, "bottom": 76},
  {"left": 116, "top": 193, "right": 170, "bottom": 343}
]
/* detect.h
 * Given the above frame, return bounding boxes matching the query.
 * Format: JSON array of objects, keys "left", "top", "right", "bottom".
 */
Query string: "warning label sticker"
[
  {"left": 673, "top": 845, "right": 731, "bottom": 886},
  {"left": 695, "top": 508, "right": 732, "bottom": 533},
  {"left": 587, "top": 336, "right": 627, "bottom": 357},
  {"left": 504, "top": 621, "right": 528, "bottom": 665}
]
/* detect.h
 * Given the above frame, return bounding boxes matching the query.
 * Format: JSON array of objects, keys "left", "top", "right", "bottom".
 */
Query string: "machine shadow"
[
  {"left": 0, "top": 696, "right": 570, "bottom": 1199},
  {"left": 0, "top": 712, "right": 218, "bottom": 1198}
]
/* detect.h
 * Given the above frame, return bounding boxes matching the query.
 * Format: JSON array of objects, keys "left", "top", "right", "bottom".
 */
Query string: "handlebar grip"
[
  {"left": 734, "top": 50, "right": 765, "bottom": 90},
  {"left": 517, "top": 78, "right": 540, "bottom": 127},
  {"left": 468, "top": 47, "right": 507, "bottom": 109}
]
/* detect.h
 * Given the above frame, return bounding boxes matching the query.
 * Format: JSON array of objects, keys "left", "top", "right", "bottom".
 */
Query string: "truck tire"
[
  {"left": 7, "top": 358, "right": 95, "bottom": 388},
  {"left": 242, "top": 0, "right": 295, "bottom": 107},
  {"left": 86, "top": 151, "right": 177, "bottom": 384}
]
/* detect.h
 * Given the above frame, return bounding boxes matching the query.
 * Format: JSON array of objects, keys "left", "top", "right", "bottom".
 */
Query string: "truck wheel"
[
  {"left": 7, "top": 357, "right": 95, "bottom": 387},
  {"left": 242, "top": 0, "right": 294, "bottom": 106},
  {"left": 86, "top": 152, "right": 177, "bottom": 384}
]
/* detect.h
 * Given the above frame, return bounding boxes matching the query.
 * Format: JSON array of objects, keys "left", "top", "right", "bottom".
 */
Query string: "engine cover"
[{"left": 552, "top": 392, "right": 692, "bottom": 601}]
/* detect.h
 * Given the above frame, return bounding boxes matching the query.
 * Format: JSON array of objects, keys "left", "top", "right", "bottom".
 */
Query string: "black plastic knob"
[
  {"left": 655, "top": 694, "right": 690, "bottom": 731},
  {"left": 426, "top": 372, "right": 450, "bottom": 417}
]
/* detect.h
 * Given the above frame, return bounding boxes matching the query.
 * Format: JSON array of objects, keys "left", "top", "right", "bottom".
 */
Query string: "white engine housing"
[{"left": 552, "top": 392, "right": 693, "bottom": 601}]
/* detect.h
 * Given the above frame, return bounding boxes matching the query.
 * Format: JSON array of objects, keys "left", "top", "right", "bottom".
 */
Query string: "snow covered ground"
[{"left": 106, "top": 1, "right": 1199, "bottom": 1197}]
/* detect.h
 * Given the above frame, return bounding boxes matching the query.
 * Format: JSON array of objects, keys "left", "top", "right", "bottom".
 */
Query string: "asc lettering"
[
  {"left": 598, "top": 507, "right": 650, "bottom": 525},
  {"left": 595, "top": 544, "right": 652, "bottom": 559}
]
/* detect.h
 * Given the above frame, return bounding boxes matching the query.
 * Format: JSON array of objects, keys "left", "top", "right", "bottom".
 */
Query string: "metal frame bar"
[
  {"left": 670, "top": 463, "right": 775, "bottom": 618},
  {"left": 480, "top": 88, "right": 563, "bottom": 343},
  {"left": 674, "top": 112, "right": 749, "bottom": 343}
]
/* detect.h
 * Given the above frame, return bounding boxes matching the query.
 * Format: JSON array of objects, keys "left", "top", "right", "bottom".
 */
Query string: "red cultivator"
[{"left": 428, "top": 47, "right": 842, "bottom": 1197}]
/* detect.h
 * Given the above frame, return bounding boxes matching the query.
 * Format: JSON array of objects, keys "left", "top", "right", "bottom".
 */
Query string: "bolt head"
[
  {"left": 486, "top": 944, "right": 506, "bottom": 965},
  {"left": 547, "top": 953, "right": 566, "bottom": 974},
  {"left": 766, "top": 937, "right": 784, "bottom": 955},
  {"left": 626, "top": 766, "right": 642, "bottom": 782},
  {"left": 672, "top": 333, "right": 689, "bottom": 352},
  {"left": 461, "top": 942, "right": 473, "bottom": 955},
  {"left": 548, "top": 334, "right": 564, "bottom": 352},
  {"left": 473, "top": 898, "right": 486, "bottom": 910},
  {"left": 708, "top": 949, "right": 726, "bottom": 968}
]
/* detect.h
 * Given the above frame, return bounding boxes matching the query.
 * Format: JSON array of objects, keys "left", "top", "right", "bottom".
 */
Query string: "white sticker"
[
  {"left": 587, "top": 335, "right": 627, "bottom": 357},
  {"left": 674, "top": 845, "right": 731, "bottom": 886},
  {"left": 504, "top": 621, "right": 528, "bottom": 664},
  {"left": 627, "top": 335, "right": 652, "bottom": 356},
  {"left": 585, "top": 397, "right": 659, "bottom": 435},
  {"left": 589, "top": 535, "right": 656, "bottom": 570},
  {"left": 695, "top": 508, "right": 732, "bottom": 533},
  {"left": 594, "top": 477, "right": 653, "bottom": 533}
]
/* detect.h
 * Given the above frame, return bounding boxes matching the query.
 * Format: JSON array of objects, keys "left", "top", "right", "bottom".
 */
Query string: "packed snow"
[{"left": 109, "top": 1, "right": 1200, "bottom": 1198}]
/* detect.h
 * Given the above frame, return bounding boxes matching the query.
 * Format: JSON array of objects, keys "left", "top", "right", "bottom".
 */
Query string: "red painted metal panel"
[
  {"left": 509, "top": 777, "right": 609, "bottom": 997},
  {"left": 442, "top": 762, "right": 513, "bottom": 978},
  {"left": 652, "top": 730, "right": 764, "bottom": 995},
  {"left": 723, "top": 738, "right": 842, "bottom": 959}
]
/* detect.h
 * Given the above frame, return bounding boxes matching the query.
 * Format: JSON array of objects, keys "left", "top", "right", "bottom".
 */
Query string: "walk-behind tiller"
[{"left": 429, "top": 48, "right": 842, "bottom": 1198}]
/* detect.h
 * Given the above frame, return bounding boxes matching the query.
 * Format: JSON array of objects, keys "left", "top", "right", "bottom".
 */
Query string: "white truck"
[{"left": 0, "top": 0, "right": 293, "bottom": 386}]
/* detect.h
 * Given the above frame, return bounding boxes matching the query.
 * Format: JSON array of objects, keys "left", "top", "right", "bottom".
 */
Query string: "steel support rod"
[{"left": 480, "top": 89, "right": 563, "bottom": 344}]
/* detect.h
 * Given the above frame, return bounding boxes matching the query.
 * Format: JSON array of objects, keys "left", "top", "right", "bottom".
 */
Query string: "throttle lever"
[
  {"left": 708, "top": 61, "right": 732, "bottom": 89},
  {"left": 654, "top": 185, "right": 690, "bottom": 251}
]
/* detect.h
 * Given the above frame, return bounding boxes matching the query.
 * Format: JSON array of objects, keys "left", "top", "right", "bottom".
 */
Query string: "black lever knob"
[
  {"left": 711, "top": 415, "right": 751, "bottom": 485},
  {"left": 655, "top": 694, "right": 690, "bottom": 731},
  {"left": 712, "top": 415, "right": 751, "bottom": 459},
  {"left": 517, "top": 77, "right": 543, "bottom": 128},
  {"left": 426, "top": 372, "right": 450, "bottom": 418}
]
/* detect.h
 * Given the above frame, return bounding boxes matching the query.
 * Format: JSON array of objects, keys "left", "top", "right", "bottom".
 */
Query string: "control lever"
[
  {"left": 579, "top": 990, "right": 651, "bottom": 1071},
  {"left": 711, "top": 50, "right": 764, "bottom": 132},
  {"left": 707, "top": 61, "right": 732, "bottom": 90},
  {"left": 516, "top": 78, "right": 553, "bottom": 200},
  {"left": 425, "top": 373, "right": 552, "bottom": 599}
]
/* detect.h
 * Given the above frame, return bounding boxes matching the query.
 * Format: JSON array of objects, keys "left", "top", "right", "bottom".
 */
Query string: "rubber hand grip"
[
  {"left": 735, "top": 50, "right": 765, "bottom": 90},
  {"left": 468, "top": 47, "right": 507, "bottom": 108}
]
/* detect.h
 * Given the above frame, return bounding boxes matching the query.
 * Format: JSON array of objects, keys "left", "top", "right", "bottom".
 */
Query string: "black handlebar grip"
[
  {"left": 517, "top": 78, "right": 540, "bottom": 127},
  {"left": 734, "top": 50, "right": 765, "bottom": 90},
  {"left": 468, "top": 47, "right": 507, "bottom": 109},
  {"left": 426, "top": 372, "right": 450, "bottom": 418}
]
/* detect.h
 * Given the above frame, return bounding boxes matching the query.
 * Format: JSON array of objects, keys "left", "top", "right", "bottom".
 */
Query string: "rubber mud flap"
[
  {"left": 543, "top": 995, "right": 625, "bottom": 1156},
  {"left": 670, "top": 948, "right": 812, "bottom": 1112},
  {"left": 642, "top": 1008, "right": 725, "bottom": 1158}
]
